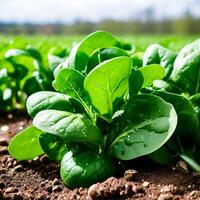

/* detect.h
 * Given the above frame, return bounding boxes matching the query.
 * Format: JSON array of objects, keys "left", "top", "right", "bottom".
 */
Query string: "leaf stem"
[
  {"left": 180, "top": 154, "right": 200, "bottom": 173},
  {"left": 77, "top": 96, "right": 96, "bottom": 124}
]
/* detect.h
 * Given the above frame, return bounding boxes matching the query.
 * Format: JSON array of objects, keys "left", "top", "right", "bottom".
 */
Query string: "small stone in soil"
[
  {"left": 87, "top": 184, "right": 99, "bottom": 198},
  {"left": 7, "top": 114, "right": 13, "bottom": 119},
  {"left": 124, "top": 169, "right": 138, "bottom": 181},
  {"left": 0, "top": 125, "right": 9, "bottom": 132},
  {"left": 160, "top": 184, "right": 177, "bottom": 193},
  {"left": 52, "top": 185, "right": 61, "bottom": 192},
  {"left": 13, "top": 160, "right": 18, "bottom": 167},
  {"left": 52, "top": 178, "right": 59, "bottom": 186},
  {"left": 142, "top": 181, "right": 150, "bottom": 187},
  {"left": 7, "top": 157, "right": 14, "bottom": 163},
  {"left": 0, "top": 137, "right": 8, "bottom": 146},
  {"left": 189, "top": 190, "right": 197, "bottom": 196},
  {"left": 88, "top": 177, "right": 144, "bottom": 199},
  {"left": 18, "top": 126, "right": 24, "bottom": 130},
  {"left": 7, "top": 162, "right": 13, "bottom": 168},
  {"left": 4, "top": 187, "right": 18, "bottom": 193},
  {"left": 0, "top": 146, "right": 8, "bottom": 154},
  {"left": 158, "top": 192, "right": 173, "bottom": 200},
  {"left": 12, "top": 165, "right": 23, "bottom": 172}
]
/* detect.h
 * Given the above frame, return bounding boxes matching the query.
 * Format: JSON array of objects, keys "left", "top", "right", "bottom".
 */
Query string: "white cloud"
[{"left": 0, "top": 0, "right": 199, "bottom": 23}]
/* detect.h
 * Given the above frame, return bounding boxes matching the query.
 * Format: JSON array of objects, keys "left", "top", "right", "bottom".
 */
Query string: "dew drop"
[
  {"left": 143, "top": 143, "right": 148, "bottom": 148},
  {"left": 125, "top": 135, "right": 135, "bottom": 146},
  {"left": 148, "top": 117, "right": 169, "bottom": 133}
]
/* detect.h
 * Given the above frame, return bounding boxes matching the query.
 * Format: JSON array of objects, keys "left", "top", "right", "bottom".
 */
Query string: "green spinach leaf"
[
  {"left": 84, "top": 57, "right": 132, "bottom": 121},
  {"left": 109, "top": 94, "right": 177, "bottom": 160},
  {"left": 8, "top": 126, "right": 44, "bottom": 160}
]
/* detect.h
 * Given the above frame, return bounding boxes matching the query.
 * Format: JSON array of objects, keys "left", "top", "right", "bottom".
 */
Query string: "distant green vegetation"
[
  {"left": 118, "top": 34, "right": 200, "bottom": 51},
  {"left": 0, "top": 34, "right": 200, "bottom": 53}
]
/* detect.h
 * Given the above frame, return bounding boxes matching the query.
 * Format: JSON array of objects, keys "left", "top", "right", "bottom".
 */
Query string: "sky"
[{"left": 0, "top": 0, "right": 200, "bottom": 24}]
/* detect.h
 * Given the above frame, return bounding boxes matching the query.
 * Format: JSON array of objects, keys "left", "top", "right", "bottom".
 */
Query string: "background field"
[
  {"left": 1, "top": 34, "right": 200, "bottom": 55},
  {"left": 1, "top": 33, "right": 200, "bottom": 75}
]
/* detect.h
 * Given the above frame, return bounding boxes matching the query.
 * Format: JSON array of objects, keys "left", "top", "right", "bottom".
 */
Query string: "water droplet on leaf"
[
  {"left": 143, "top": 143, "right": 148, "bottom": 148},
  {"left": 125, "top": 135, "right": 135, "bottom": 146},
  {"left": 148, "top": 117, "right": 169, "bottom": 133}
]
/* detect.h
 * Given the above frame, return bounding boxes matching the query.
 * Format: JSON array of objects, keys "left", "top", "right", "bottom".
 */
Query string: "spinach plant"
[
  {"left": 0, "top": 45, "right": 64, "bottom": 111},
  {"left": 147, "top": 90, "right": 200, "bottom": 171},
  {"left": 8, "top": 31, "right": 177, "bottom": 188},
  {"left": 170, "top": 39, "right": 200, "bottom": 95},
  {"left": 143, "top": 40, "right": 200, "bottom": 172},
  {"left": 5, "top": 45, "right": 53, "bottom": 95}
]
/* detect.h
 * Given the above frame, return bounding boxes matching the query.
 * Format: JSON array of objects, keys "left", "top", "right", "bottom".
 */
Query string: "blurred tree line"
[{"left": 0, "top": 16, "right": 200, "bottom": 35}]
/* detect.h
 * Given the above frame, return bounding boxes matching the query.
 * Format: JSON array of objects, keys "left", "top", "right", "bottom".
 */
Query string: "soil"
[{"left": 1, "top": 112, "right": 200, "bottom": 200}]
